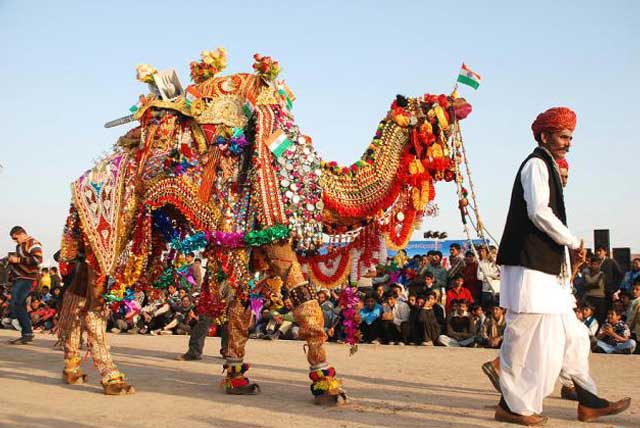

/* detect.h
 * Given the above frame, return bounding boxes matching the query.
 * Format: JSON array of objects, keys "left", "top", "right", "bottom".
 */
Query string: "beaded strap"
[{"left": 289, "top": 284, "right": 314, "bottom": 308}]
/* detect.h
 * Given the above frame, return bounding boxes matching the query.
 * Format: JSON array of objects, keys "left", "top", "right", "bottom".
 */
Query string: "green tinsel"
[
  {"left": 153, "top": 268, "right": 175, "bottom": 289},
  {"left": 244, "top": 224, "right": 290, "bottom": 247}
]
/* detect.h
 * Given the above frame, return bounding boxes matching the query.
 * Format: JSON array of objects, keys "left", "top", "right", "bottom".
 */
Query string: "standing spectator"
[
  {"left": 582, "top": 256, "right": 607, "bottom": 323},
  {"left": 437, "top": 299, "right": 475, "bottom": 347},
  {"left": 50, "top": 266, "right": 61, "bottom": 290},
  {"left": 38, "top": 267, "right": 51, "bottom": 293},
  {"left": 6, "top": 226, "right": 42, "bottom": 345},
  {"left": 445, "top": 274, "right": 474, "bottom": 313},
  {"left": 620, "top": 258, "right": 640, "bottom": 294},
  {"left": 480, "top": 304, "right": 507, "bottom": 348},
  {"left": 594, "top": 247, "right": 623, "bottom": 305},
  {"left": 447, "top": 244, "right": 465, "bottom": 280},
  {"left": 477, "top": 245, "right": 501, "bottom": 307},
  {"left": 359, "top": 295, "right": 383, "bottom": 344},
  {"left": 426, "top": 251, "right": 449, "bottom": 292},
  {"left": 594, "top": 308, "right": 636, "bottom": 354},
  {"left": 462, "top": 251, "right": 482, "bottom": 303}
]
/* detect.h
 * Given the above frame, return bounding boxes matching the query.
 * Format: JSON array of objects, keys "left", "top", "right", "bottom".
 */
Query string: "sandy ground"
[{"left": 0, "top": 329, "right": 637, "bottom": 428}]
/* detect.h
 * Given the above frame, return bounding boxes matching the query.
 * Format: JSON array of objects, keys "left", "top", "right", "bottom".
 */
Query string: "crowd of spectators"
[{"left": 1, "top": 245, "right": 639, "bottom": 355}]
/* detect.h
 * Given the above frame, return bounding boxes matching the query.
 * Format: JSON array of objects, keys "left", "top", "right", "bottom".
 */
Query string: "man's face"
[
  {"left": 589, "top": 259, "right": 601, "bottom": 272},
  {"left": 581, "top": 307, "right": 593, "bottom": 319},
  {"left": 465, "top": 254, "right": 474, "bottom": 265},
  {"left": 450, "top": 247, "right": 459, "bottom": 257},
  {"left": 186, "top": 255, "right": 194, "bottom": 264},
  {"left": 178, "top": 289, "right": 187, "bottom": 298},
  {"left": 595, "top": 249, "right": 606, "bottom": 259},
  {"left": 454, "top": 277, "right": 464, "bottom": 288},
  {"left": 365, "top": 298, "right": 375, "bottom": 309},
  {"left": 416, "top": 297, "right": 425, "bottom": 308},
  {"left": 408, "top": 295, "right": 416, "bottom": 306},
  {"left": 387, "top": 296, "right": 396, "bottom": 307},
  {"left": 634, "top": 259, "right": 640, "bottom": 270},
  {"left": 631, "top": 285, "right": 640, "bottom": 299},
  {"left": 424, "top": 276, "right": 434, "bottom": 287},
  {"left": 431, "top": 255, "right": 441, "bottom": 266},
  {"left": 11, "top": 232, "right": 28, "bottom": 245},
  {"left": 317, "top": 292, "right": 327, "bottom": 303},
  {"left": 284, "top": 298, "right": 293, "bottom": 310},
  {"left": 168, "top": 285, "right": 177, "bottom": 294},
  {"left": 492, "top": 306, "right": 504, "bottom": 319},
  {"left": 181, "top": 297, "right": 191, "bottom": 307},
  {"left": 391, "top": 287, "right": 401, "bottom": 298},
  {"left": 375, "top": 287, "right": 384, "bottom": 297},
  {"left": 458, "top": 303, "right": 468, "bottom": 313},
  {"left": 541, "top": 129, "right": 573, "bottom": 160},
  {"left": 426, "top": 295, "right": 436, "bottom": 308}
]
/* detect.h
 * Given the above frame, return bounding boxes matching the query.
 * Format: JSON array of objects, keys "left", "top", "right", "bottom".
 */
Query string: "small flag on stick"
[
  {"left": 265, "top": 129, "right": 293, "bottom": 158},
  {"left": 457, "top": 63, "right": 481, "bottom": 90}
]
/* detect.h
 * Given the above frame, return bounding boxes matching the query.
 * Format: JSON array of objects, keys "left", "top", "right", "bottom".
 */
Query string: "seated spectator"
[
  {"left": 250, "top": 308, "right": 272, "bottom": 338},
  {"left": 431, "top": 288, "right": 446, "bottom": 332},
  {"left": 594, "top": 308, "right": 637, "bottom": 354},
  {"left": 619, "top": 258, "right": 640, "bottom": 294},
  {"left": 359, "top": 295, "right": 383, "bottom": 344},
  {"left": 386, "top": 294, "right": 410, "bottom": 345},
  {"left": 389, "top": 283, "right": 407, "bottom": 302},
  {"left": 445, "top": 274, "right": 474, "bottom": 313},
  {"left": 373, "top": 284, "right": 386, "bottom": 304},
  {"left": 625, "top": 281, "right": 640, "bottom": 344},
  {"left": 408, "top": 272, "right": 433, "bottom": 297},
  {"left": 582, "top": 256, "right": 607, "bottom": 323},
  {"left": 40, "top": 286, "right": 53, "bottom": 304},
  {"left": 580, "top": 302, "right": 599, "bottom": 338},
  {"left": 30, "top": 298, "right": 56, "bottom": 332},
  {"left": 272, "top": 297, "right": 298, "bottom": 340},
  {"left": 413, "top": 291, "right": 441, "bottom": 345},
  {"left": 318, "top": 290, "right": 340, "bottom": 341},
  {"left": 479, "top": 304, "right": 506, "bottom": 348},
  {"left": 470, "top": 304, "right": 486, "bottom": 338},
  {"left": 437, "top": 299, "right": 475, "bottom": 347}
]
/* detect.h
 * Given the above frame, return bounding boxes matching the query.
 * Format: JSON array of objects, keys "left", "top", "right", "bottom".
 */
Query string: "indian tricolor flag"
[
  {"left": 243, "top": 91, "right": 257, "bottom": 118},
  {"left": 265, "top": 129, "right": 293, "bottom": 158},
  {"left": 457, "top": 63, "right": 481, "bottom": 90}
]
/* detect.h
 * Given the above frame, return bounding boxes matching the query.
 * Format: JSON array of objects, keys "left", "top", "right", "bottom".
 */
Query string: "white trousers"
[{"left": 499, "top": 310, "right": 597, "bottom": 415}]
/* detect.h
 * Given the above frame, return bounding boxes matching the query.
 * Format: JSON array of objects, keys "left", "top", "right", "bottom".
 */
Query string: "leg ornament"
[{"left": 223, "top": 299, "right": 259, "bottom": 394}]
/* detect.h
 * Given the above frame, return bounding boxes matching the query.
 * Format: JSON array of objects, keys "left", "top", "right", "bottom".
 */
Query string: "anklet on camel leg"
[
  {"left": 223, "top": 359, "right": 260, "bottom": 395},
  {"left": 309, "top": 364, "right": 348, "bottom": 405}
]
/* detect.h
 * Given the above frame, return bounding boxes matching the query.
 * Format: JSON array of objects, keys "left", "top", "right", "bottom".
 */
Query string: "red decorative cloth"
[
  {"left": 556, "top": 158, "right": 569, "bottom": 170},
  {"left": 531, "top": 107, "right": 576, "bottom": 140}
]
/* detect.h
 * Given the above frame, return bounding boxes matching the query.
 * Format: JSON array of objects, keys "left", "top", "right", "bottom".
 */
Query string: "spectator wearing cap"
[{"left": 445, "top": 274, "right": 474, "bottom": 313}]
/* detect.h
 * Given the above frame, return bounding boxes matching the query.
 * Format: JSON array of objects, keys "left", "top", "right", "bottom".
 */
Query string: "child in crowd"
[
  {"left": 580, "top": 302, "right": 599, "bottom": 338},
  {"left": 594, "top": 308, "right": 637, "bottom": 354},
  {"left": 479, "top": 304, "right": 506, "bottom": 349},
  {"left": 437, "top": 299, "right": 475, "bottom": 347},
  {"left": 470, "top": 304, "right": 486, "bottom": 339},
  {"left": 625, "top": 281, "right": 640, "bottom": 345},
  {"left": 413, "top": 291, "right": 441, "bottom": 345},
  {"left": 359, "top": 295, "right": 383, "bottom": 344}
]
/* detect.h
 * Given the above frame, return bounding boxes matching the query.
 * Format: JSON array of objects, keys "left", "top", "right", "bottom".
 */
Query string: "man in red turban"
[
  {"left": 493, "top": 107, "right": 631, "bottom": 425},
  {"left": 556, "top": 158, "right": 569, "bottom": 187}
]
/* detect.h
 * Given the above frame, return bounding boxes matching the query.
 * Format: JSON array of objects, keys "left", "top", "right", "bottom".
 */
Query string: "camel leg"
[
  {"left": 224, "top": 297, "right": 260, "bottom": 394},
  {"left": 60, "top": 291, "right": 87, "bottom": 384},
  {"left": 265, "top": 242, "right": 347, "bottom": 404}
]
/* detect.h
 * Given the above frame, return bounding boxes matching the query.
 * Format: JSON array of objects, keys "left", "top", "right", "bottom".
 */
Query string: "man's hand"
[{"left": 8, "top": 255, "right": 20, "bottom": 264}]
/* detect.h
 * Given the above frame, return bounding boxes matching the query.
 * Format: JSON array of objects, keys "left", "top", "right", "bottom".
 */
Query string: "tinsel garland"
[
  {"left": 386, "top": 207, "right": 417, "bottom": 251},
  {"left": 338, "top": 286, "right": 361, "bottom": 348}
]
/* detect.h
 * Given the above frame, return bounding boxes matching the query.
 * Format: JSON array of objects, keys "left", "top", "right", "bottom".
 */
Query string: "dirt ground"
[{"left": 0, "top": 329, "right": 637, "bottom": 428}]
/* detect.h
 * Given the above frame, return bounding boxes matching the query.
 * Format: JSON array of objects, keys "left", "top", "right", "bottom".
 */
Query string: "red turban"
[
  {"left": 531, "top": 107, "right": 576, "bottom": 141},
  {"left": 555, "top": 158, "right": 569, "bottom": 170}
]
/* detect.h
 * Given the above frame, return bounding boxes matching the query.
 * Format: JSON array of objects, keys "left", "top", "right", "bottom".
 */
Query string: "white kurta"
[{"left": 499, "top": 149, "right": 597, "bottom": 416}]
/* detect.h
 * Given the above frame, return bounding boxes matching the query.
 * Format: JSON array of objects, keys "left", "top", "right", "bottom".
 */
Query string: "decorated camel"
[{"left": 57, "top": 48, "right": 473, "bottom": 400}]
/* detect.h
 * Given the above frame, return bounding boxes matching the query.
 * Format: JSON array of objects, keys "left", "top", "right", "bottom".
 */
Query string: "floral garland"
[
  {"left": 304, "top": 249, "right": 351, "bottom": 289},
  {"left": 338, "top": 286, "right": 361, "bottom": 348}
]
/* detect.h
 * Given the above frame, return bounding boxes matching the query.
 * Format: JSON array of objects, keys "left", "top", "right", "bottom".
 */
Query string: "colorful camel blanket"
[{"left": 71, "top": 152, "right": 136, "bottom": 275}]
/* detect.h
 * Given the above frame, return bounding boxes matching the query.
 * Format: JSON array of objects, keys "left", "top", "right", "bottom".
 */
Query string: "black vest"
[{"left": 496, "top": 147, "right": 567, "bottom": 275}]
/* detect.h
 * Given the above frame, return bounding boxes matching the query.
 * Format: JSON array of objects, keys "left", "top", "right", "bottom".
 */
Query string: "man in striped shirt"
[{"left": 7, "top": 225, "right": 42, "bottom": 344}]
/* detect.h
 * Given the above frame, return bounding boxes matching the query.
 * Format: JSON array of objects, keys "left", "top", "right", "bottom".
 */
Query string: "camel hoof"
[
  {"left": 226, "top": 383, "right": 261, "bottom": 395},
  {"left": 63, "top": 371, "right": 88, "bottom": 385},
  {"left": 103, "top": 382, "right": 136, "bottom": 395},
  {"left": 314, "top": 392, "right": 348, "bottom": 406}
]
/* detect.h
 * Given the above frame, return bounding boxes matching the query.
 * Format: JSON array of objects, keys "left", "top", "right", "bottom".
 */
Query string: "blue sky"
[{"left": 1, "top": 0, "right": 638, "bottom": 263}]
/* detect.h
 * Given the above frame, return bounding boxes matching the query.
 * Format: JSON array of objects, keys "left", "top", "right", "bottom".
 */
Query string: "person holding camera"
[{"left": 7, "top": 225, "right": 43, "bottom": 345}]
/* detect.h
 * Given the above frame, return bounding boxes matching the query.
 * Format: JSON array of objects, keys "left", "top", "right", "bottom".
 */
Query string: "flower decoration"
[
  {"left": 136, "top": 64, "right": 158, "bottom": 83},
  {"left": 190, "top": 47, "right": 227, "bottom": 84},
  {"left": 252, "top": 53, "right": 280, "bottom": 81}
]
